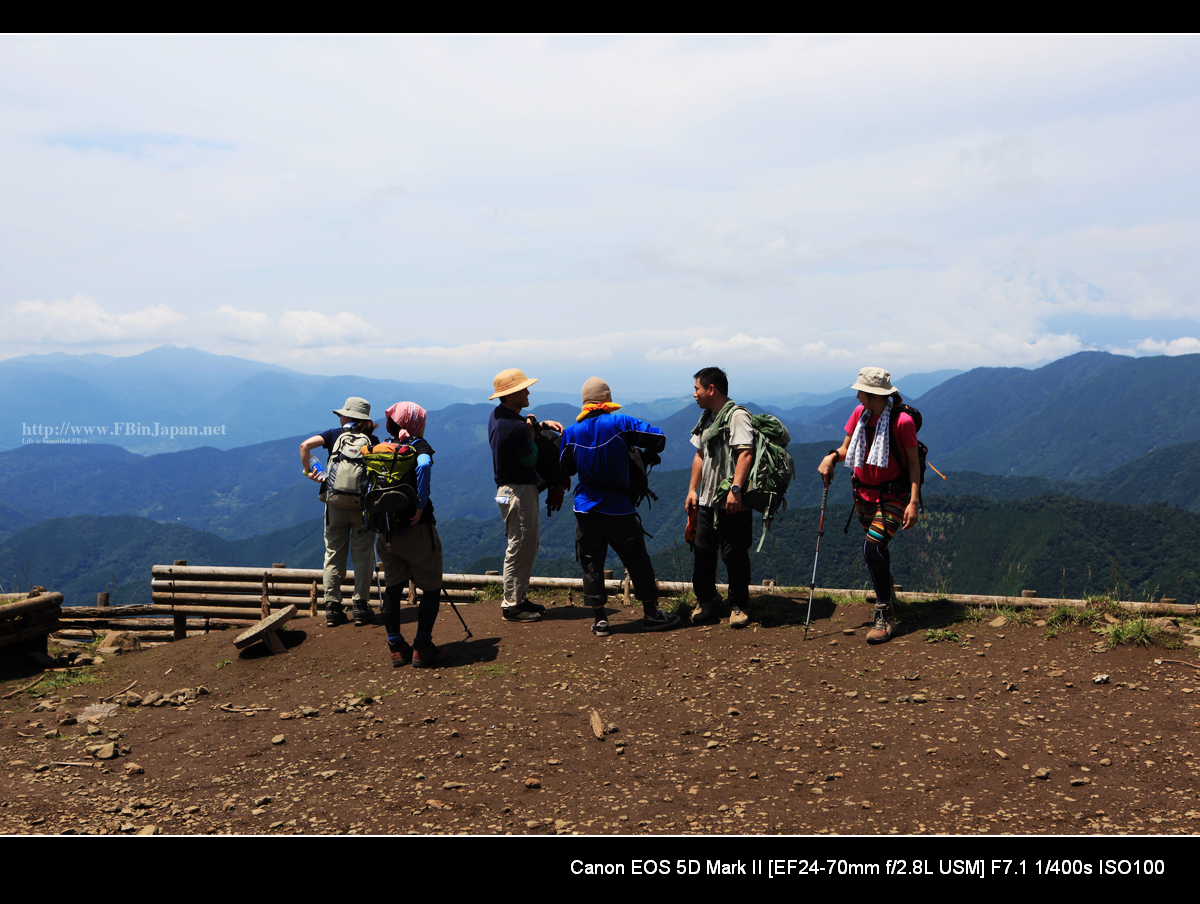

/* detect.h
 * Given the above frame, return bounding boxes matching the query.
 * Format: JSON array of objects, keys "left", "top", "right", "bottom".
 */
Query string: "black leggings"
[
  {"left": 863, "top": 540, "right": 893, "bottom": 607},
  {"left": 382, "top": 583, "right": 439, "bottom": 640}
]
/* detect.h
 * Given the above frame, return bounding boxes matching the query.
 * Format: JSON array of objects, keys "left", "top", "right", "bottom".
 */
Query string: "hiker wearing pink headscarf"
[
  {"left": 373, "top": 401, "right": 449, "bottom": 668},
  {"left": 386, "top": 402, "right": 426, "bottom": 444}
]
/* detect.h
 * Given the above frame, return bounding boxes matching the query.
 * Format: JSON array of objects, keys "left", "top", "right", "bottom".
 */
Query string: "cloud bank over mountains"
[{"left": 3, "top": 34, "right": 1198, "bottom": 396}]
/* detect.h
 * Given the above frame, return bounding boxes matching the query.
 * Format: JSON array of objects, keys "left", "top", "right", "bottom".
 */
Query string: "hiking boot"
[
  {"left": 866, "top": 606, "right": 896, "bottom": 645},
  {"left": 643, "top": 609, "right": 680, "bottom": 632},
  {"left": 412, "top": 642, "right": 450, "bottom": 668},
  {"left": 729, "top": 606, "right": 750, "bottom": 628},
  {"left": 352, "top": 602, "right": 374, "bottom": 626},
  {"left": 502, "top": 601, "right": 543, "bottom": 623},
  {"left": 520, "top": 599, "right": 546, "bottom": 614},
  {"left": 326, "top": 605, "right": 348, "bottom": 628},
  {"left": 691, "top": 599, "right": 716, "bottom": 625},
  {"left": 591, "top": 619, "right": 611, "bottom": 637},
  {"left": 388, "top": 639, "right": 413, "bottom": 667}
]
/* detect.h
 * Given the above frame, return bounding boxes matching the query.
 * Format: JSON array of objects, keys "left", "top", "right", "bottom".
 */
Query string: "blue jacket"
[{"left": 559, "top": 412, "right": 665, "bottom": 516}]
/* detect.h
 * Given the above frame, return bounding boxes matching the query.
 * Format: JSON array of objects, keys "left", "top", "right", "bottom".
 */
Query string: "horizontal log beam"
[
  {"left": 61, "top": 604, "right": 156, "bottom": 618},
  {"left": 0, "top": 593, "right": 64, "bottom": 619},
  {"left": 58, "top": 617, "right": 257, "bottom": 629},
  {"left": 0, "top": 620, "right": 63, "bottom": 647}
]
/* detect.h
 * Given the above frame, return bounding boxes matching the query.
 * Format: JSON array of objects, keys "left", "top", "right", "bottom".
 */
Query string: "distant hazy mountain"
[
  {"left": 0, "top": 345, "right": 577, "bottom": 454},
  {"left": 919, "top": 351, "right": 1200, "bottom": 479},
  {"left": 755, "top": 369, "right": 963, "bottom": 410}
]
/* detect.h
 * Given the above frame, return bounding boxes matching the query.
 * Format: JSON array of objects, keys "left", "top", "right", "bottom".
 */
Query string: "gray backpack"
[{"left": 319, "top": 430, "right": 371, "bottom": 510}]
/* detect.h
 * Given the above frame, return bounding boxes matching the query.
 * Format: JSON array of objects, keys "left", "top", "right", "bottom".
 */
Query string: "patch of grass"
[
  {"left": 31, "top": 670, "right": 98, "bottom": 697},
  {"left": 215, "top": 660, "right": 232, "bottom": 670},
  {"left": 474, "top": 582, "right": 504, "bottom": 603},
  {"left": 483, "top": 664, "right": 511, "bottom": 677},
  {"left": 1094, "top": 617, "right": 1163, "bottom": 650},
  {"left": 960, "top": 606, "right": 990, "bottom": 625},
  {"left": 923, "top": 628, "right": 959, "bottom": 644},
  {"left": 1046, "top": 605, "right": 1102, "bottom": 631},
  {"left": 661, "top": 592, "right": 695, "bottom": 616}
]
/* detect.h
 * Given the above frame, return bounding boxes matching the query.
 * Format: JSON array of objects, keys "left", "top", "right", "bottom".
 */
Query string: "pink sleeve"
[{"left": 843, "top": 405, "right": 864, "bottom": 436}]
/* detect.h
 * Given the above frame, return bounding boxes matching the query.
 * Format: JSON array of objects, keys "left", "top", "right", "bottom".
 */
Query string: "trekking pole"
[
  {"left": 804, "top": 480, "right": 831, "bottom": 641},
  {"left": 442, "top": 586, "right": 473, "bottom": 640}
]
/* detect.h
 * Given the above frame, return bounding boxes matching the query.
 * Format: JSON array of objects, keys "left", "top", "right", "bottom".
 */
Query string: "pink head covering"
[{"left": 385, "top": 402, "right": 426, "bottom": 444}]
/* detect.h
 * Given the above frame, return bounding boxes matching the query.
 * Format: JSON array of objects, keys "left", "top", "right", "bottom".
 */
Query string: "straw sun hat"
[{"left": 489, "top": 368, "right": 538, "bottom": 400}]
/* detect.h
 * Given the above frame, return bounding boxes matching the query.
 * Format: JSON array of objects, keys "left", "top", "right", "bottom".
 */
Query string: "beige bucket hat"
[
  {"left": 489, "top": 368, "right": 538, "bottom": 400},
  {"left": 849, "top": 367, "right": 898, "bottom": 396},
  {"left": 334, "top": 397, "right": 372, "bottom": 419},
  {"left": 581, "top": 376, "right": 612, "bottom": 405}
]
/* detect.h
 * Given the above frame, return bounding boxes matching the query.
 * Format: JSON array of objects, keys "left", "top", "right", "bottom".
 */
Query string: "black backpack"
[{"left": 625, "top": 443, "right": 662, "bottom": 510}]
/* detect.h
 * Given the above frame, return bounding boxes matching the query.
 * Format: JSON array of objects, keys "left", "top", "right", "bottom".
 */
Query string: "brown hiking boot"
[
  {"left": 866, "top": 606, "right": 896, "bottom": 644},
  {"left": 412, "top": 642, "right": 450, "bottom": 668},
  {"left": 729, "top": 606, "right": 750, "bottom": 628},
  {"left": 691, "top": 599, "right": 717, "bottom": 625}
]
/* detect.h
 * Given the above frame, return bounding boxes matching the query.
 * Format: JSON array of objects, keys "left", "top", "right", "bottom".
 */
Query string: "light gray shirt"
[{"left": 691, "top": 406, "right": 754, "bottom": 507}]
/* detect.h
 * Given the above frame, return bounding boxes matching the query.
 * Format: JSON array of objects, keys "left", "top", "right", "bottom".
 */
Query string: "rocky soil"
[{"left": 2, "top": 591, "right": 1198, "bottom": 835}]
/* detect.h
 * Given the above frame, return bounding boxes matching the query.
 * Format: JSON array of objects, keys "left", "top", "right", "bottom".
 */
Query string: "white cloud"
[
  {"left": 646, "top": 332, "right": 787, "bottom": 362},
  {"left": 2, "top": 35, "right": 1199, "bottom": 393},
  {"left": 278, "top": 311, "right": 382, "bottom": 347},
  {"left": 8, "top": 295, "right": 185, "bottom": 345},
  {"left": 1119, "top": 336, "right": 1200, "bottom": 356}
]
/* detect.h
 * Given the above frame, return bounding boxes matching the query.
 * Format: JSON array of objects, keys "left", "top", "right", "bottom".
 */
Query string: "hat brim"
[
  {"left": 333, "top": 408, "right": 371, "bottom": 419},
  {"left": 848, "top": 379, "right": 898, "bottom": 395},
  {"left": 488, "top": 376, "right": 537, "bottom": 400}
]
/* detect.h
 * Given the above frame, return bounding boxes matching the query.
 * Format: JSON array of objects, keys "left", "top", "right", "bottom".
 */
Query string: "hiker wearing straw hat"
[
  {"left": 487, "top": 369, "right": 565, "bottom": 622},
  {"left": 817, "top": 367, "right": 921, "bottom": 644},
  {"left": 300, "top": 397, "right": 380, "bottom": 628}
]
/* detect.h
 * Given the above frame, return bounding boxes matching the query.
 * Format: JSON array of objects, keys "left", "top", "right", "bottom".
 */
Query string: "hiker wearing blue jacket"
[{"left": 559, "top": 377, "right": 679, "bottom": 637}]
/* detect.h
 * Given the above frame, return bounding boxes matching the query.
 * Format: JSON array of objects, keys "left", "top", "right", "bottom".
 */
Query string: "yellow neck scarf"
[{"left": 576, "top": 401, "right": 622, "bottom": 422}]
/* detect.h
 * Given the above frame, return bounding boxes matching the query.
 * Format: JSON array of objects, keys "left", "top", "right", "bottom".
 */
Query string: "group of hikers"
[{"left": 300, "top": 364, "right": 921, "bottom": 668}]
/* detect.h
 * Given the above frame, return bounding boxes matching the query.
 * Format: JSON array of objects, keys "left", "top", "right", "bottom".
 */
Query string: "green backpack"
[{"left": 709, "top": 406, "right": 796, "bottom": 551}]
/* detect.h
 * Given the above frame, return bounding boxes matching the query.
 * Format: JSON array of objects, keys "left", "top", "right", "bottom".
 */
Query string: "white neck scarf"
[{"left": 845, "top": 398, "right": 891, "bottom": 471}]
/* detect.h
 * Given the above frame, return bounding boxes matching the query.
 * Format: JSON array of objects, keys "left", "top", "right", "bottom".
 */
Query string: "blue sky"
[{"left": 3, "top": 34, "right": 1198, "bottom": 398}]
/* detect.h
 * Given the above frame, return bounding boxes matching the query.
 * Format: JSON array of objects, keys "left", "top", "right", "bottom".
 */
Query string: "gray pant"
[
  {"left": 323, "top": 505, "right": 374, "bottom": 608},
  {"left": 496, "top": 483, "right": 539, "bottom": 608}
]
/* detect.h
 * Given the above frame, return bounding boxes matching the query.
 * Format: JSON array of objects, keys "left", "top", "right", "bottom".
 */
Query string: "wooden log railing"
[
  {"left": 51, "top": 562, "right": 1198, "bottom": 648},
  {"left": 1, "top": 592, "right": 64, "bottom": 657}
]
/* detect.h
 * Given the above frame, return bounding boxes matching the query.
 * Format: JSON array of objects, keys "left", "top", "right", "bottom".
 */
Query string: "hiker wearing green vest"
[
  {"left": 818, "top": 367, "right": 920, "bottom": 644},
  {"left": 686, "top": 366, "right": 755, "bottom": 627}
]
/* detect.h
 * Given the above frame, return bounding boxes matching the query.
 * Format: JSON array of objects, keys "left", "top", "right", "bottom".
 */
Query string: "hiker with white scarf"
[{"left": 817, "top": 367, "right": 920, "bottom": 644}]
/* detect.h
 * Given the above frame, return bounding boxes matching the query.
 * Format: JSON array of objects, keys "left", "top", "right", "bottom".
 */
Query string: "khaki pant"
[
  {"left": 496, "top": 483, "right": 539, "bottom": 607},
  {"left": 323, "top": 505, "right": 374, "bottom": 608},
  {"left": 376, "top": 524, "right": 443, "bottom": 592}
]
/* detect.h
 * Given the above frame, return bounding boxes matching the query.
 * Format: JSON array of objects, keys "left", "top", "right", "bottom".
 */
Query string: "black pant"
[
  {"left": 692, "top": 505, "right": 752, "bottom": 608},
  {"left": 575, "top": 512, "right": 658, "bottom": 611}
]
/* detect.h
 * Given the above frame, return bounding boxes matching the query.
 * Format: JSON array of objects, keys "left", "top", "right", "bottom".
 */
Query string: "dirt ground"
[{"left": 2, "top": 590, "right": 1198, "bottom": 836}]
